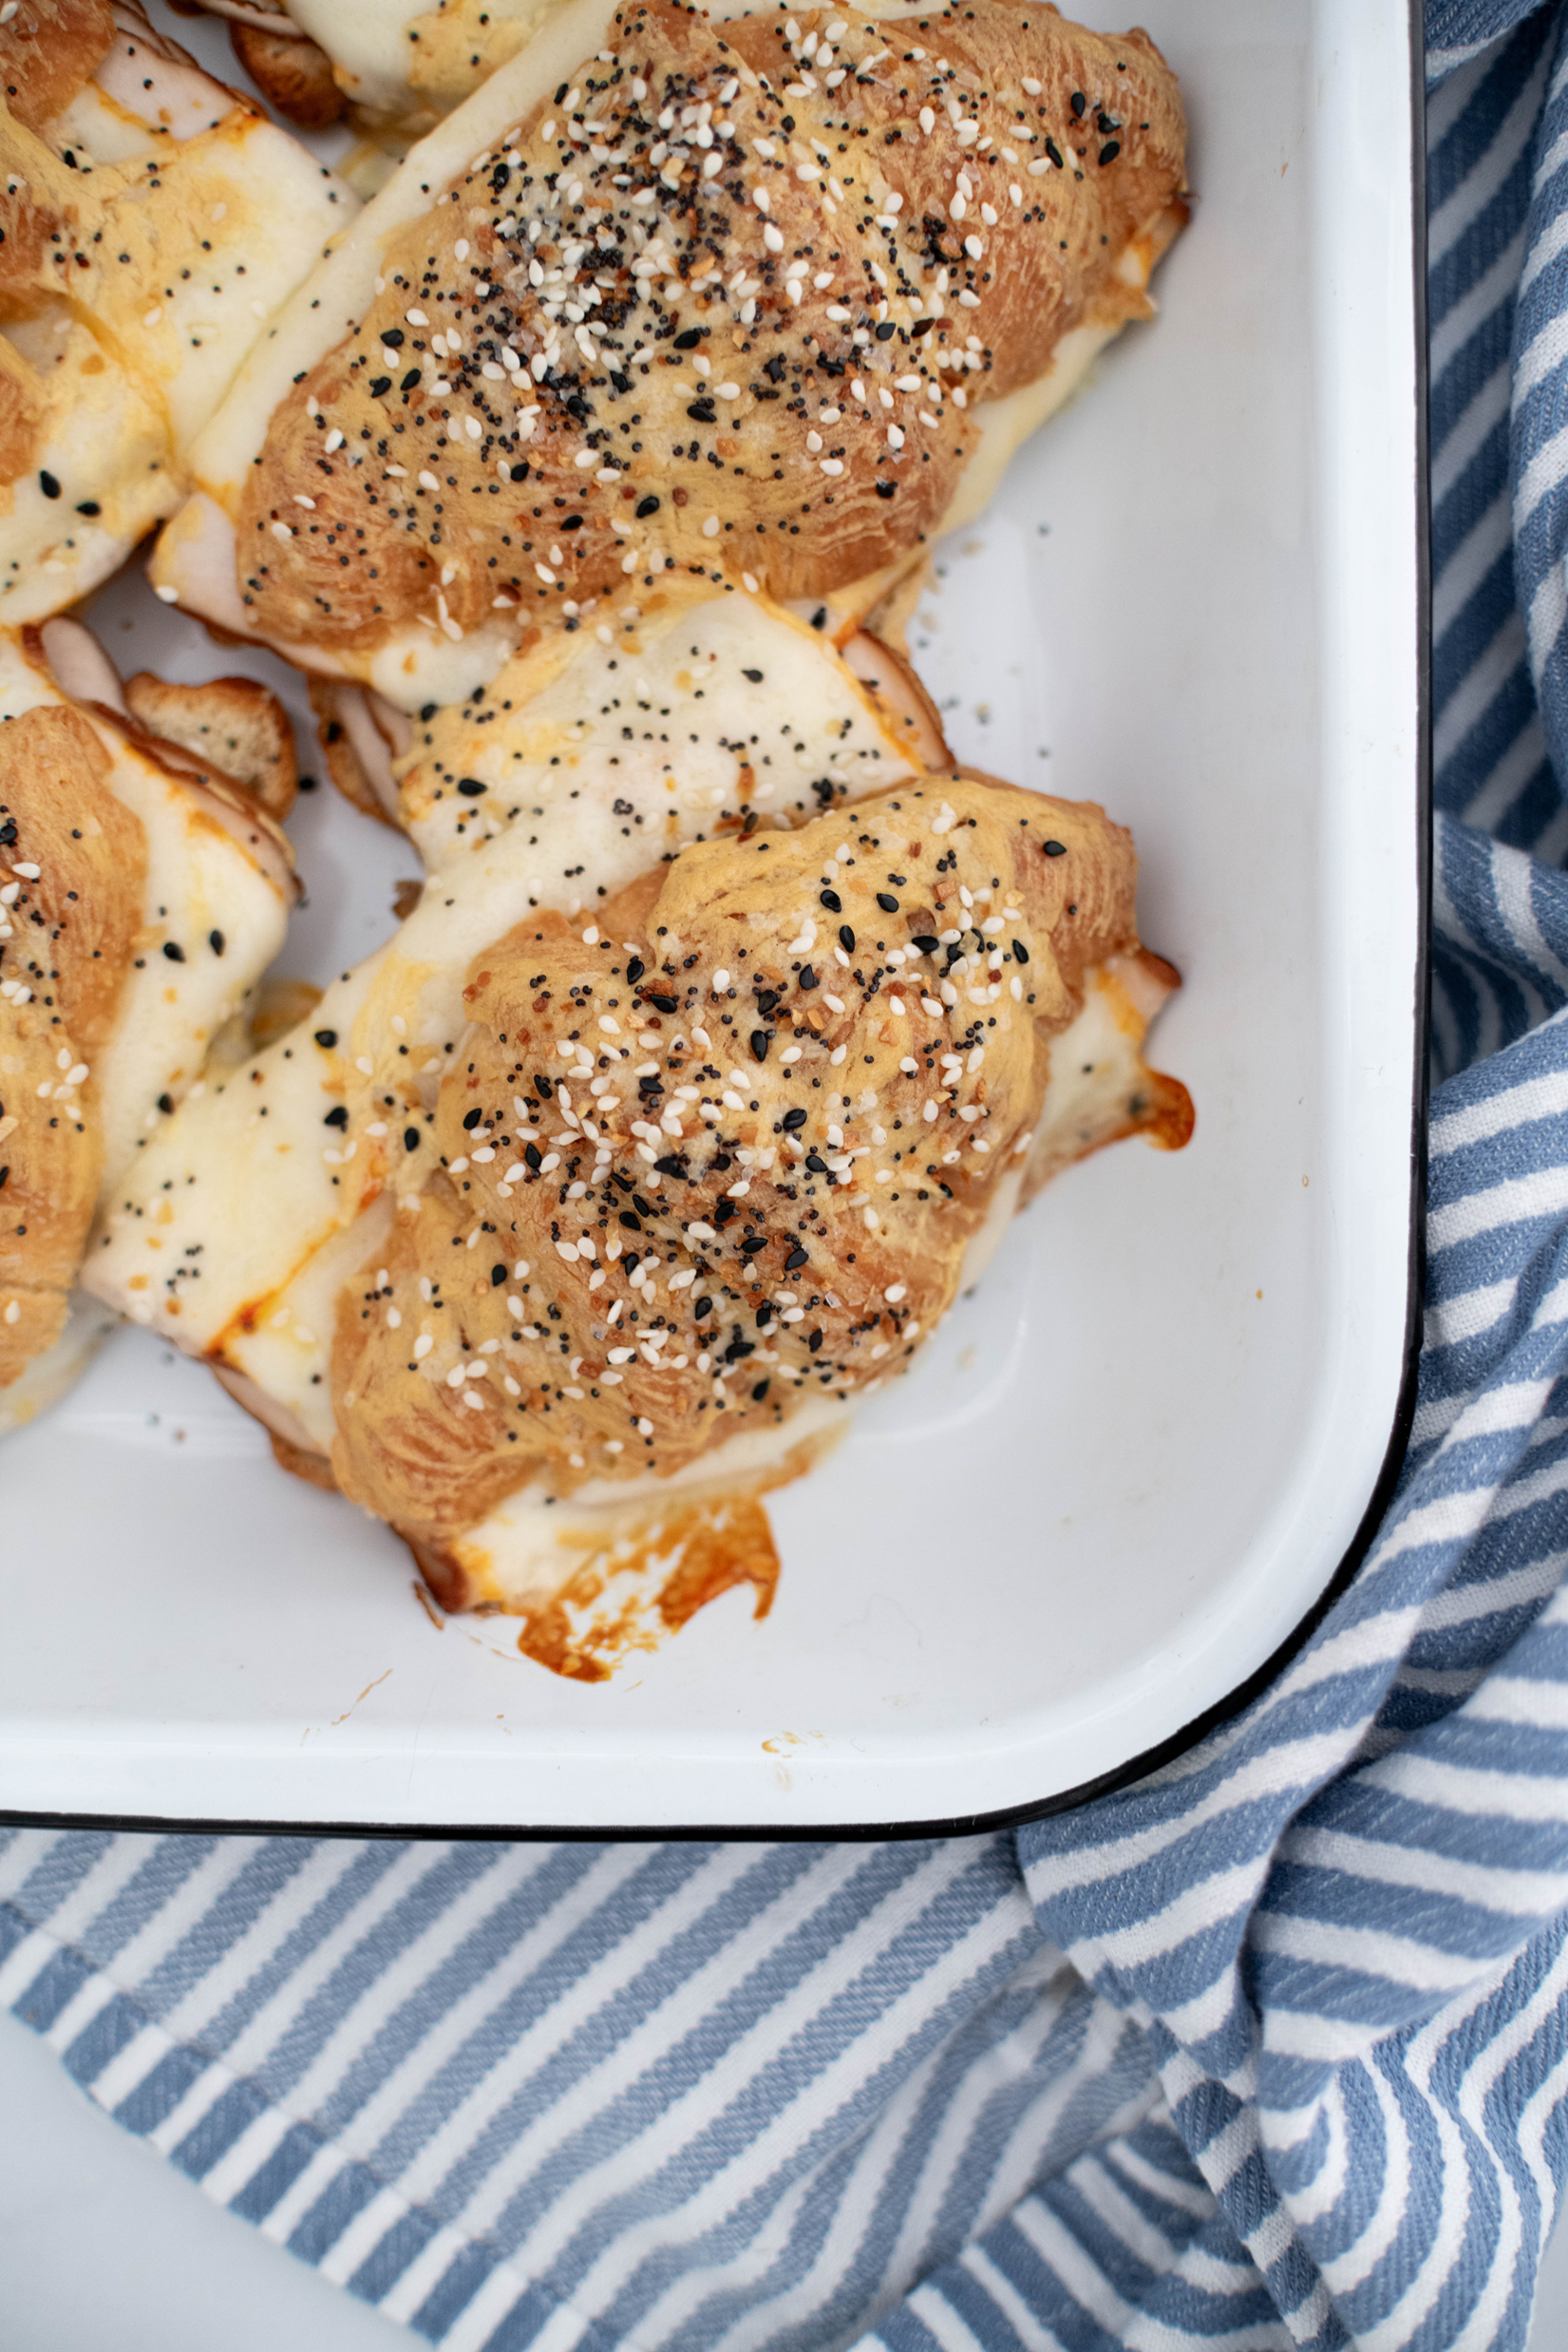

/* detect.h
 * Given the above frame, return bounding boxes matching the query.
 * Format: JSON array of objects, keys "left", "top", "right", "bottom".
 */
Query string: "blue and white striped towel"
[{"left": 7, "top": 8, "right": 1568, "bottom": 2344}]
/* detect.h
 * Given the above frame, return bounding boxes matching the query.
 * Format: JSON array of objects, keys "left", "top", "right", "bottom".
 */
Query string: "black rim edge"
[{"left": 1, "top": 15, "right": 1433, "bottom": 1851}]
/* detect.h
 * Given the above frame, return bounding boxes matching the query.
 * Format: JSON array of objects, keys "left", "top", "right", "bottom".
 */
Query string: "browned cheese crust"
[
  {"left": 331, "top": 768, "right": 1140, "bottom": 1544},
  {"left": 0, "top": 703, "right": 145, "bottom": 1383},
  {"left": 239, "top": 0, "right": 1184, "bottom": 645}
]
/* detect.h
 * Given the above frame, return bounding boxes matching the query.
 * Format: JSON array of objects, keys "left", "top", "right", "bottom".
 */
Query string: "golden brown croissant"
[
  {"left": 0, "top": 623, "right": 300, "bottom": 1413},
  {"left": 0, "top": 704, "right": 142, "bottom": 1384},
  {"left": 236, "top": 0, "right": 1184, "bottom": 651},
  {"left": 330, "top": 767, "right": 1157, "bottom": 1553}
]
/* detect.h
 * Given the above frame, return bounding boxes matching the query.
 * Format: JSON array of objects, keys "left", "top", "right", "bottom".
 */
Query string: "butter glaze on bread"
[
  {"left": 237, "top": 0, "right": 1184, "bottom": 645},
  {"left": 330, "top": 769, "right": 1156, "bottom": 1545}
]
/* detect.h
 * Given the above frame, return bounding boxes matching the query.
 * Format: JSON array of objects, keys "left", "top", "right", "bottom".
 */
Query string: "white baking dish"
[{"left": 0, "top": 0, "right": 1424, "bottom": 1835}]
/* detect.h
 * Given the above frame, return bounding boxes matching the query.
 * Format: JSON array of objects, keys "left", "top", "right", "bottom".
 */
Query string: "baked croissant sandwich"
[
  {"left": 83, "top": 585, "right": 1188, "bottom": 1674},
  {"left": 0, "top": 616, "right": 298, "bottom": 1429},
  {"left": 150, "top": 0, "right": 1186, "bottom": 707},
  {"left": 0, "top": 0, "right": 353, "bottom": 623},
  {"left": 175, "top": 0, "right": 581, "bottom": 136}
]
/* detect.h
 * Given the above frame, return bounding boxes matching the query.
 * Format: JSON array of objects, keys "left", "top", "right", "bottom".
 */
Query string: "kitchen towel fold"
[{"left": 4, "top": 7, "right": 1568, "bottom": 2348}]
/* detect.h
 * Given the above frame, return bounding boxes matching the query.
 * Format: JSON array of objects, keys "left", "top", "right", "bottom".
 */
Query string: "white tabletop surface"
[{"left": 1, "top": 2002, "right": 1564, "bottom": 2348}]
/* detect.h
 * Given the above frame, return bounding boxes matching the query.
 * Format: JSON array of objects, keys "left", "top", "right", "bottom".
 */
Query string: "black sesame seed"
[
  {"left": 324, "top": 1105, "right": 349, "bottom": 1129},
  {"left": 874, "top": 482, "right": 897, "bottom": 501},
  {"left": 653, "top": 1155, "right": 685, "bottom": 1177},
  {"left": 626, "top": 958, "right": 645, "bottom": 984},
  {"left": 695, "top": 1296, "right": 712, "bottom": 1318},
  {"left": 1070, "top": 90, "right": 1086, "bottom": 116},
  {"left": 75, "top": 500, "right": 100, "bottom": 517},
  {"left": 807, "top": 1328, "right": 823, "bottom": 1353},
  {"left": 911, "top": 934, "right": 939, "bottom": 954},
  {"left": 877, "top": 892, "right": 898, "bottom": 914},
  {"left": 401, "top": 369, "right": 422, "bottom": 391},
  {"left": 1045, "top": 137, "right": 1065, "bottom": 168},
  {"left": 839, "top": 924, "right": 855, "bottom": 953},
  {"left": 209, "top": 929, "right": 225, "bottom": 956},
  {"left": 749, "top": 1030, "right": 769, "bottom": 1061},
  {"left": 524, "top": 1142, "right": 542, "bottom": 1169},
  {"left": 1100, "top": 140, "right": 1121, "bottom": 163},
  {"left": 0, "top": 820, "right": 13, "bottom": 845},
  {"left": 463, "top": 1107, "right": 483, "bottom": 1129},
  {"left": 805, "top": 1151, "right": 828, "bottom": 1172},
  {"left": 673, "top": 328, "right": 703, "bottom": 350},
  {"left": 912, "top": 316, "right": 934, "bottom": 335},
  {"left": 647, "top": 992, "right": 678, "bottom": 1013},
  {"left": 799, "top": 965, "right": 818, "bottom": 990},
  {"left": 875, "top": 321, "right": 897, "bottom": 341},
  {"left": 751, "top": 1379, "right": 770, "bottom": 1401},
  {"left": 491, "top": 1262, "right": 507, "bottom": 1286},
  {"left": 457, "top": 778, "right": 487, "bottom": 797},
  {"left": 741, "top": 1235, "right": 766, "bottom": 1254},
  {"left": 382, "top": 327, "right": 405, "bottom": 348},
  {"left": 314, "top": 1029, "right": 338, "bottom": 1048},
  {"left": 782, "top": 1108, "right": 807, "bottom": 1131},
  {"left": 1044, "top": 840, "right": 1067, "bottom": 857},
  {"left": 161, "top": 941, "right": 185, "bottom": 962},
  {"left": 742, "top": 668, "right": 763, "bottom": 683},
  {"left": 1012, "top": 939, "right": 1030, "bottom": 964},
  {"left": 785, "top": 1242, "right": 808, "bottom": 1268},
  {"left": 157, "top": 1093, "right": 174, "bottom": 1116},
  {"left": 820, "top": 887, "right": 841, "bottom": 913},
  {"left": 619, "top": 1209, "right": 642, "bottom": 1231},
  {"left": 38, "top": 470, "right": 60, "bottom": 500},
  {"left": 404, "top": 1127, "right": 421, "bottom": 1151},
  {"left": 369, "top": 375, "right": 391, "bottom": 397},
  {"left": 633, "top": 1195, "right": 652, "bottom": 1217},
  {"left": 636, "top": 495, "right": 660, "bottom": 517}
]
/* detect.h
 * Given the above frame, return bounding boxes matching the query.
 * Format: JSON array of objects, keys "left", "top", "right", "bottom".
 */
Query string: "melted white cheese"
[
  {"left": 401, "top": 587, "right": 920, "bottom": 872},
  {"left": 83, "top": 593, "right": 913, "bottom": 1384},
  {"left": 0, "top": 629, "right": 294, "bottom": 1184},
  {"left": 0, "top": 42, "right": 354, "bottom": 623},
  {"left": 450, "top": 1393, "right": 852, "bottom": 1614}
]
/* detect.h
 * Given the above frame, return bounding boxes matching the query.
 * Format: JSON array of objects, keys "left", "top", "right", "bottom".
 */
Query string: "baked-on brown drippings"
[{"left": 239, "top": 0, "right": 1185, "bottom": 643}]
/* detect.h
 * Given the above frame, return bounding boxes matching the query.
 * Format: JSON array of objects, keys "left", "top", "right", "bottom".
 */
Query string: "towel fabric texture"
[{"left": 7, "top": 7, "right": 1568, "bottom": 2346}]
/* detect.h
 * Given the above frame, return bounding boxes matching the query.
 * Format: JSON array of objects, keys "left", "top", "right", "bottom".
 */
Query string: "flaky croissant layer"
[
  {"left": 239, "top": 0, "right": 1184, "bottom": 646},
  {"left": 331, "top": 768, "right": 1146, "bottom": 1544}
]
